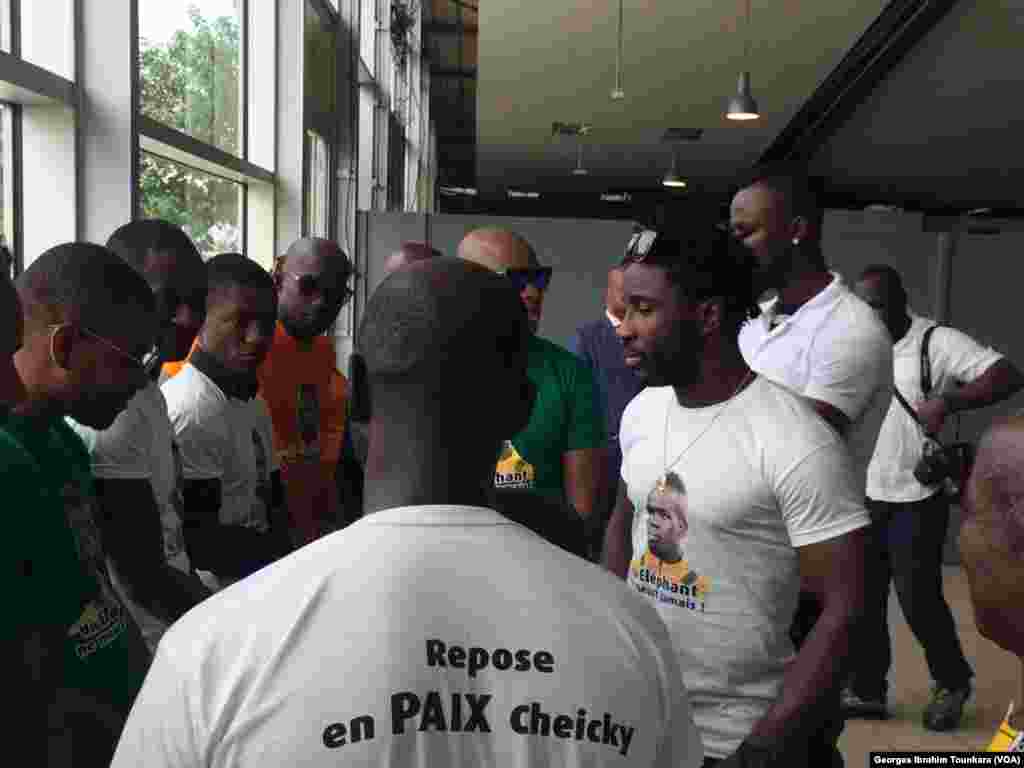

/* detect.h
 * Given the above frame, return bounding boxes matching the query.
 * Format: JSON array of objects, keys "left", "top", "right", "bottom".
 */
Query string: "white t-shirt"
[
  {"left": 161, "top": 363, "right": 279, "bottom": 590},
  {"left": 738, "top": 272, "right": 893, "bottom": 496},
  {"left": 111, "top": 505, "right": 703, "bottom": 768},
  {"left": 867, "top": 311, "right": 1002, "bottom": 502},
  {"left": 620, "top": 377, "right": 869, "bottom": 759},
  {"left": 69, "top": 381, "right": 190, "bottom": 652}
]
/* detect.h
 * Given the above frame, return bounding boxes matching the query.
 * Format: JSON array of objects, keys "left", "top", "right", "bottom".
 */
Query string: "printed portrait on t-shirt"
[
  {"left": 629, "top": 472, "right": 709, "bottom": 611},
  {"left": 296, "top": 383, "right": 321, "bottom": 460},
  {"left": 494, "top": 439, "right": 536, "bottom": 491}
]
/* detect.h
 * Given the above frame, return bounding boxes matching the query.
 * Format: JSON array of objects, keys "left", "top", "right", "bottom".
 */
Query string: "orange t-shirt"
[{"left": 258, "top": 322, "right": 348, "bottom": 546}]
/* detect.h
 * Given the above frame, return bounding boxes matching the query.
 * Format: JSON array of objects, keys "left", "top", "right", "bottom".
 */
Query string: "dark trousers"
[
  {"left": 701, "top": 743, "right": 843, "bottom": 767},
  {"left": 848, "top": 493, "right": 973, "bottom": 698}
]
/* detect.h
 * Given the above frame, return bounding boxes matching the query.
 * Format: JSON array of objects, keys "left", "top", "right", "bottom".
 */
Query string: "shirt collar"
[
  {"left": 759, "top": 271, "right": 843, "bottom": 335},
  {"left": 190, "top": 346, "right": 260, "bottom": 401}
]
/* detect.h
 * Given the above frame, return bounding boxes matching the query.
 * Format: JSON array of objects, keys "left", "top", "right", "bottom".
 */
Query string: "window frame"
[{"left": 134, "top": 0, "right": 276, "bottom": 266}]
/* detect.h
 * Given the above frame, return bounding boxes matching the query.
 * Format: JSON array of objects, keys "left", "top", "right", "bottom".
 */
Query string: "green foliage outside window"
[{"left": 139, "top": 5, "right": 242, "bottom": 258}]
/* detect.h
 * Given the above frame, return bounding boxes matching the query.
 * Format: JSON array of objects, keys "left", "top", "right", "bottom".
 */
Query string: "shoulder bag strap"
[{"left": 893, "top": 385, "right": 941, "bottom": 442}]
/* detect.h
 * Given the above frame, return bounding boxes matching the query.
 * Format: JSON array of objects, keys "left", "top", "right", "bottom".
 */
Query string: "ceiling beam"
[{"left": 759, "top": 0, "right": 962, "bottom": 167}]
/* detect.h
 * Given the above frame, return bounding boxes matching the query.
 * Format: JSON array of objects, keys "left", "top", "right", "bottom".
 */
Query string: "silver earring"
[{"left": 792, "top": 238, "right": 800, "bottom": 246}]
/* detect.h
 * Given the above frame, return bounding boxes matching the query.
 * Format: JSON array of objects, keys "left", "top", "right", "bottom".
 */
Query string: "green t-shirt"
[
  {"left": 494, "top": 335, "right": 605, "bottom": 499},
  {"left": 1, "top": 414, "right": 150, "bottom": 719}
]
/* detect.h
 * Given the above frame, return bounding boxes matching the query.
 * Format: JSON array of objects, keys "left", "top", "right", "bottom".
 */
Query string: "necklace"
[{"left": 656, "top": 370, "right": 757, "bottom": 493}]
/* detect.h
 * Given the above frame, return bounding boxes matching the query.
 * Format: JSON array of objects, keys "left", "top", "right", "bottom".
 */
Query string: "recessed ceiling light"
[{"left": 662, "top": 174, "right": 687, "bottom": 189}]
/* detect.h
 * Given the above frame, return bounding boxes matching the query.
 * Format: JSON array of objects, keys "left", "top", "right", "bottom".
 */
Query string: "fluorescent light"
[
  {"left": 439, "top": 186, "right": 478, "bottom": 196},
  {"left": 601, "top": 192, "right": 631, "bottom": 202},
  {"left": 508, "top": 190, "right": 541, "bottom": 199}
]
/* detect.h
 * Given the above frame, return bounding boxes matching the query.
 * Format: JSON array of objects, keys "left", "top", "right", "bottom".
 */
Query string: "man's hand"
[{"left": 915, "top": 396, "right": 950, "bottom": 436}]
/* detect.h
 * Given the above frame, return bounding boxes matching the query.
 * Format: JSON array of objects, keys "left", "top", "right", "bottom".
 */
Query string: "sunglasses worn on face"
[
  {"left": 54, "top": 324, "right": 162, "bottom": 377},
  {"left": 497, "top": 267, "right": 552, "bottom": 292},
  {"left": 287, "top": 273, "right": 355, "bottom": 303}
]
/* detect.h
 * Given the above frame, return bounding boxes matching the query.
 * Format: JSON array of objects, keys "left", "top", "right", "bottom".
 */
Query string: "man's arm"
[
  {"left": 94, "top": 478, "right": 211, "bottom": 623},
  {"left": 746, "top": 527, "right": 867, "bottom": 748},
  {"left": 565, "top": 356, "right": 607, "bottom": 521},
  {"left": 602, "top": 480, "right": 634, "bottom": 579},
  {"left": 563, "top": 447, "right": 604, "bottom": 520},
  {"left": 918, "top": 359, "right": 1024, "bottom": 435}
]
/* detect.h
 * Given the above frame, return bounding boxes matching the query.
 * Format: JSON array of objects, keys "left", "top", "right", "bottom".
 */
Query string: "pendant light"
[
  {"left": 662, "top": 146, "right": 686, "bottom": 188},
  {"left": 610, "top": 0, "right": 625, "bottom": 100},
  {"left": 726, "top": 0, "right": 760, "bottom": 121},
  {"left": 572, "top": 141, "right": 589, "bottom": 175}
]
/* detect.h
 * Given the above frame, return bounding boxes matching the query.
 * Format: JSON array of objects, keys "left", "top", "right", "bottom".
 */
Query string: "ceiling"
[
  {"left": 810, "top": 0, "right": 1024, "bottom": 210},
  {"left": 451, "top": 0, "right": 1021, "bottom": 216},
  {"left": 474, "top": 0, "right": 889, "bottom": 193}
]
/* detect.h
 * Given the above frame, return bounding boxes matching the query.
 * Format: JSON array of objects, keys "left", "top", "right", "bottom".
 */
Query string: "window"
[
  {"left": 140, "top": 152, "right": 242, "bottom": 260},
  {"left": 305, "top": 131, "right": 330, "bottom": 238},
  {"left": 0, "top": 103, "right": 12, "bottom": 277},
  {"left": 136, "top": 0, "right": 276, "bottom": 270},
  {"left": 304, "top": 0, "right": 337, "bottom": 239},
  {"left": 139, "top": 0, "right": 242, "bottom": 157}
]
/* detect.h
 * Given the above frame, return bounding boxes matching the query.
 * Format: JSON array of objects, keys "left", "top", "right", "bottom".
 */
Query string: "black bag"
[{"left": 892, "top": 324, "right": 974, "bottom": 499}]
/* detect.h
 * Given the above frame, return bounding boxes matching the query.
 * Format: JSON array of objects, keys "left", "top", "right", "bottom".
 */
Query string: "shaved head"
[
  {"left": 359, "top": 259, "right": 527, "bottom": 383},
  {"left": 961, "top": 413, "right": 1024, "bottom": 656},
  {"left": 457, "top": 228, "right": 537, "bottom": 272},
  {"left": 276, "top": 237, "right": 354, "bottom": 340},
  {"left": 458, "top": 228, "right": 545, "bottom": 333},
  {"left": 383, "top": 242, "right": 441, "bottom": 276}
]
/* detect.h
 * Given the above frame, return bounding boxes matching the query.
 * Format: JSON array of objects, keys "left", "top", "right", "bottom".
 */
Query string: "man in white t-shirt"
[
  {"left": 69, "top": 220, "right": 212, "bottom": 652},
  {"left": 112, "top": 258, "right": 702, "bottom": 768},
  {"left": 729, "top": 167, "right": 892, "bottom": 758},
  {"left": 847, "top": 264, "right": 1024, "bottom": 731},
  {"left": 604, "top": 228, "right": 869, "bottom": 767},
  {"left": 161, "top": 253, "right": 293, "bottom": 593}
]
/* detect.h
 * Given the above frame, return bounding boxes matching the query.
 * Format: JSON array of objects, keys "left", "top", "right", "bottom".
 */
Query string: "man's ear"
[
  {"left": 790, "top": 216, "right": 811, "bottom": 245},
  {"left": 697, "top": 298, "right": 723, "bottom": 339},
  {"left": 49, "top": 324, "right": 76, "bottom": 372}
]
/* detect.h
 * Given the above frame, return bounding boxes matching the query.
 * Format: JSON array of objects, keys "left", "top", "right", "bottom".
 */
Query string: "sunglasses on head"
[
  {"left": 622, "top": 229, "right": 660, "bottom": 264},
  {"left": 497, "top": 267, "right": 552, "bottom": 292}
]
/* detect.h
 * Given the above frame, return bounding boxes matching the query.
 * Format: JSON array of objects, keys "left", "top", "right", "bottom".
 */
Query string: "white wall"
[{"left": 355, "top": 212, "right": 636, "bottom": 358}]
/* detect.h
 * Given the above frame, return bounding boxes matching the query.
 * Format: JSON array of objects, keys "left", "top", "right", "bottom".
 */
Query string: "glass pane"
[
  {"left": 0, "top": 103, "right": 12, "bottom": 278},
  {"left": 139, "top": 0, "right": 243, "bottom": 157},
  {"left": 21, "top": 0, "right": 74, "bottom": 79},
  {"left": 0, "top": 0, "right": 9, "bottom": 52},
  {"left": 139, "top": 152, "right": 242, "bottom": 261},
  {"left": 360, "top": 0, "right": 375, "bottom": 75},
  {"left": 306, "top": 131, "right": 330, "bottom": 238},
  {"left": 305, "top": 0, "right": 337, "bottom": 116}
]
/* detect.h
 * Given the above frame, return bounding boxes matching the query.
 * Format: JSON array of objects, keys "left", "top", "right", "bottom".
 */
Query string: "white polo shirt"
[
  {"left": 866, "top": 311, "right": 1002, "bottom": 503},
  {"left": 161, "top": 362, "right": 279, "bottom": 591},
  {"left": 620, "top": 377, "right": 869, "bottom": 759},
  {"left": 69, "top": 381, "right": 191, "bottom": 653},
  {"left": 738, "top": 272, "right": 893, "bottom": 496},
  {"left": 112, "top": 505, "right": 703, "bottom": 768}
]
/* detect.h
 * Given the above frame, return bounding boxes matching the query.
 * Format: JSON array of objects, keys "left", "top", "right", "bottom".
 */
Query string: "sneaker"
[
  {"left": 923, "top": 685, "right": 971, "bottom": 732},
  {"left": 841, "top": 687, "right": 888, "bottom": 719}
]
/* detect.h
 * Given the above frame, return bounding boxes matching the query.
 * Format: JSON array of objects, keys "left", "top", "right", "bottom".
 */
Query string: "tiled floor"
[{"left": 839, "top": 566, "right": 1020, "bottom": 765}]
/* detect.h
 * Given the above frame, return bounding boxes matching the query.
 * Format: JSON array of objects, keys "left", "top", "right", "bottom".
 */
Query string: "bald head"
[
  {"left": 359, "top": 259, "right": 527, "bottom": 382},
  {"left": 457, "top": 228, "right": 537, "bottom": 273},
  {"left": 383, "top": 242, "right": 441, "bottom": 276},
  {"left": 961, "top": 413, "right": 1024, "bottom": 656},
  {"left": 458, "top": 228, "right": 546, "bottom": 333},
  {"left": 277, "top": 237, "right": 354, "bottom": 340}
]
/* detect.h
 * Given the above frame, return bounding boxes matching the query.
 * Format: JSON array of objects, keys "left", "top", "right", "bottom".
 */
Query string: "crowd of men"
[{"left": 6, "top": 165, "right": 1024, "bottom": 767}]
